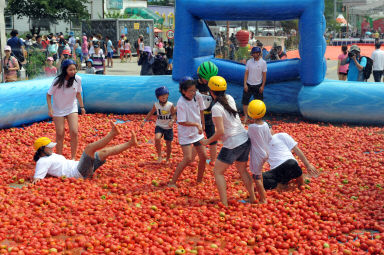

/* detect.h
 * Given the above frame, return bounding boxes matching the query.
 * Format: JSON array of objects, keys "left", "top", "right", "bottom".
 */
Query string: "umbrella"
[
  {"left": 154, "top": 27, "right": 163, "bottom": 33},
  {"left": 336, "top": 14, "right": 347, "bottom": 24},
  {"left": 366, "top": 31, "right": 372, "bottom": 35}
]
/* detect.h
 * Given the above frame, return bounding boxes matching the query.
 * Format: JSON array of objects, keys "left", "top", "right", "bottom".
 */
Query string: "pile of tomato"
[{"left": 0, "top": 113, "right": 383, "bottom": 254}]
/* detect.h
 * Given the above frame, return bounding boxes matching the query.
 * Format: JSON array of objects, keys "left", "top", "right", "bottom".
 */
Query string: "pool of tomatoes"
[{"left": 0, "top": 113, "right": 383, "bottom": 255}]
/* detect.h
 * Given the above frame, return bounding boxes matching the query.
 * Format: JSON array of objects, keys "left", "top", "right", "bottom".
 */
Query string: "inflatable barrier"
[{"left": 1, "top": 0, "right": 383, "bottom": 129}]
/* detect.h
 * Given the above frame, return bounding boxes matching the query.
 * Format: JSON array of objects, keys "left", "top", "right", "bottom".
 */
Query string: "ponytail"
[
  {"left": 33, "top": 147, "right": 45, "bottom": 162},
  {"left": 212, "top": 91, "right": 239, "bottom": 118}
]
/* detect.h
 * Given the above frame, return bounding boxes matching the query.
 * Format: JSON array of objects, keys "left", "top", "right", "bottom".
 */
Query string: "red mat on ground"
[{"left": 286, "top": 45, "right": 376, "bottom": 60}]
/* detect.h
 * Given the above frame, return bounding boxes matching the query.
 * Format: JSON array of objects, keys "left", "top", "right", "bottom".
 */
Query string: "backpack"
[
  {"left": 153, "top": 55, "right": 167, "bottom": 75},
  {"left": 361, "top": 56, "right": 373, "bottom": 80},
  {"left": 134, "top": 40, "right": 139, "bottom": 50}
]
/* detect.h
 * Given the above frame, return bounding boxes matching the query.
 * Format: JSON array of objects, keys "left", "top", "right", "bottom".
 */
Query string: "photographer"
[
  {"left": 1, "top": 46, "right": 20, "bottom": 83},
  {"left": 341, "top": 45, "right": 367, "bottom": 82},
  {"left": 138, "top": 46, "right": 154, "bottom": 75},
  {"left": 266, "top": 45, "right": 286, "bottom": 61}
]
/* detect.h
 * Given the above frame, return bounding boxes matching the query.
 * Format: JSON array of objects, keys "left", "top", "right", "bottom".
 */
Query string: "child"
[
  {"left": 141, "top": 86, "right": 176, "bottom": 163},
  {"left": 169, "top": 78, "right": 207, "bottom": 187},
  {"left": 124, "top": 39, "right": 132, "bottom": 62},
  {"left": 247, "top": 99, "right": 271, "bottom": 203},
  {"left": 85, "top": 59, "right": 96, "bottom": 74},
  {"left": 44, "top": 57, "right": 57, "bottom": 77}
]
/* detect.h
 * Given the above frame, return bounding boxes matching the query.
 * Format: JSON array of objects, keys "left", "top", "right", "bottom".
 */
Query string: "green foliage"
[
  {"left": 104, "top": 11, "right": 129, "bottom": 19},
  {"left": 280, "top": 20, "right": 298, "bottom": 34},
  {"left": 25, "top": 50, "right": 46, "bottom": 79},
  {"left": 327, "top": 20, "right": 342, "bottom": 33},
  {"left": 6, "top": 0, "right": 90, "bottom": 31}
]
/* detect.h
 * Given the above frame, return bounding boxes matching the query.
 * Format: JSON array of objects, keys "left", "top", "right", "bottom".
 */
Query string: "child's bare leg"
[
  {"left": 191, "top": 146, "right": 197, "bottom": 163},
  {"left": 165, "top": 140, "right": 172, "bottom": 161},
  {"left": 83, "top": 121, "right": 120, "bottom": 157},
  {"left": 253, "top": 175, "right": 267, "bottom": 204},
  {"left": 235, "top": 161, "right": 256, "bottom": 204},
  {"left": 195, "top": 144, "right": 207, "bottom": 183},
  {"left": 209, "top": 144, "right": 217, "bottom": 163},
  {"left": 154, "top": 133, "right": 163, "bottom": 163},
  {"left": 97, "top": 131, "right": 137, "bottom": 161},
  {"left": 296, "top": 175, "right": 304, "bottom": 188},
  {"left": 213, "top": 160, "right": 230, "bottom": 206},
  {"left": 169, "top": 145, "right": 192, "bottom": 186}
]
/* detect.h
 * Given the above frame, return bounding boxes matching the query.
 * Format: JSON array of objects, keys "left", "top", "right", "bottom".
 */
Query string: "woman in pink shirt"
[
  {"left": 1, "top": 46, "right": 19, "bottom": 82},
  {"left": 81, "top": 35, "right": 89, "bottom": 61},
  {"left": 338, "top": 45, "right": 349, "bottom": 81},
  {"left": 44, "top": 57, "right": 57, "bottom": 77}
]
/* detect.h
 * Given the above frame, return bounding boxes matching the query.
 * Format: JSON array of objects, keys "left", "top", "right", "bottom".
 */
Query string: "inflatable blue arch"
[{"left": 1, "top": 0, "right": 384, "bottom": 129}]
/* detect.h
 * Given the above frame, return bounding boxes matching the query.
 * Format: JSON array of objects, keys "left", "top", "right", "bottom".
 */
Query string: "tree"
[{"left": 6, "top": 0, "right": 90, "bottom": 34}]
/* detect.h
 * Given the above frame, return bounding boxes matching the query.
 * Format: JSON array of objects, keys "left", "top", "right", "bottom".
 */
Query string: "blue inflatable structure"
[{"left": 1, "top": 0, "right": 383, "bottom": 129}]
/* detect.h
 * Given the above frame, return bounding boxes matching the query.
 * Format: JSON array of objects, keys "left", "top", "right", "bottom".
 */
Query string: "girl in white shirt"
[
  {"left": 202, "top": 76, "right": 256, "bottom": 206},
  {"left": 46, "top": 59, "right": 85, "bottom": 160},
  {"left": 169, "top": 78, "right": 207, "bottom": 187}
]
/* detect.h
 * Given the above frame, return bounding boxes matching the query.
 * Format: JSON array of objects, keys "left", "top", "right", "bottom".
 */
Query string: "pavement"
[{"left": 79, "top": 56, "right": 375, "bottom": 82}]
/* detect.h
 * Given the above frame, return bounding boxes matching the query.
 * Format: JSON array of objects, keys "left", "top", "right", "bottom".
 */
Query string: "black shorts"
[
  {"left": 339, "top": 72, "right": 348, "bottom": 75},
  {"left": 242, "top": 83, "right": 263, "bottom": 105},
  {"left": 217, "top": 139, "right": 251, "bottom": 164},
  {"left": 155, "top": 126, "right": 173, "bottom": 141},
  {"left": 95, "top": 70, "right": 104, "bottom": 75},
  {"left": 205, "top": 123, "right": 217, "bottom": 145},
  {"left": 262, "top": 159, "right": 303, "bottom": 190}
]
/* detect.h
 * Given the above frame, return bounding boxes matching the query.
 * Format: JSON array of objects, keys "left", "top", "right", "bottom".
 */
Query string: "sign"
[
  {"left": 134, "top": 23, "right": 140, "bottom": 30},
  {"left": 166, "top": 29, "right": 174, "bottom": 39}
]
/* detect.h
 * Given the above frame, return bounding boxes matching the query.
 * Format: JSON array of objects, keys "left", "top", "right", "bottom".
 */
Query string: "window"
[
  {"left": 31, "top": 19, "right": 50, "bottom": 31},
  {"left": 5, "top": 16, "right": 12, "bottom": 29}
]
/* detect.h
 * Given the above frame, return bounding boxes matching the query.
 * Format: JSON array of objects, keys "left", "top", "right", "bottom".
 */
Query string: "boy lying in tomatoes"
[
  {"left": 32, "top": 121, "right": 137, "bottom": 184},
  {"left": 262, "top": 132, "right": 318, "bottom": 191}
]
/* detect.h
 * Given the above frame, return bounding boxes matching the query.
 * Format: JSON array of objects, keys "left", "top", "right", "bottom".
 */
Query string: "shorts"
[
  {"left": 95, "top": 70, "right": 104, "bottom": 75},
  {"left": 217, "top": 139, "right": 251, "bottom": 164},
  {"left": 204, "top": 123, "right": 217, "bottom": 145},
  {"left": 242, "top": 83, "right": 263, "bottom": 105},
  {"left": 155, "top": 126, "right": 173, "bottom": 141},
  {"left": 77, "top": 152, "right": 106, "bottom": 179},
  {"left": 181, "top": 140, "right": 202, "bottom": 147},
  {"left": 168, "top": 58, "right": 173, "bottom": 64},
  {"left": 339, "top": 72, "right": 348, "bottom": 75},
  {"left": 107, "top": 52, "right": 114, "bottom": 58},
  {"left": 124, "top": 50, "right": 131, "bottom": 54},
  {"left": 262, "top": 159, "right": 303, "bottom": 190}
]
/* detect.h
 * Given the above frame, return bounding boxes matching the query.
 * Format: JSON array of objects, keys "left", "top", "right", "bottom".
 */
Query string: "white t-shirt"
[
  {"left": 211, "top": 94, "right": 248, "bottom": 149},
  {"left": 246, "top": 58, "right": 267, "bottom": 85},
  {"left": 267, "top": 133, "right": 298, "bottom": 169},
  {"left": 248, "top": 122, "right": 272, "bottom": 175},
  {"left": 177, "top": 96, "right": 204, "bottom": 145},
  {"left": 371, "top": 49, "right": 384, "bottom": 71},
  {"left": 48, "top": 75, "right": 82, "bottom": 117},
  {"left": 155, "top": 101, "right": 173, "bottom": 129},
  {"left": 196, "top": 91, "right": 213, "bottom": 111},
  {"left": 34, "top": 153, "right": 82, "bottom": 179}
]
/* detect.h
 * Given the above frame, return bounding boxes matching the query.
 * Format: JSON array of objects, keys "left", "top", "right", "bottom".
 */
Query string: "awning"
[{"left": 154, "top": 27, "right": 163, "bottom": 33}]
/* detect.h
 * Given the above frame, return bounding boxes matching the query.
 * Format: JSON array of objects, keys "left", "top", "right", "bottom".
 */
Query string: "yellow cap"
[
  {"left": 208, "top": 76, "right": 227, "bottom": 91},
  {"left": 33, "top": 137, "right": 56, "bottom": 151},
  {"left": 248, "top": 100, "right": 266, "bottom": 119}
]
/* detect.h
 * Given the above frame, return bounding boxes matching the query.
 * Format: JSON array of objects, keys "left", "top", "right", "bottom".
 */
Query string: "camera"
[
  {"left": 348, "top": 51, "right": 355, "bottom": 58},
  {"left": 63, "top": 54, "right": 69, "bottom": 59}
]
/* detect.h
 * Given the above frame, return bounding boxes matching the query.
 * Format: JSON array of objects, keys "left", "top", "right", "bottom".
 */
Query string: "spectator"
[
  {"left": 68, "top": 32, "right": 76, "bottom": 53},
  {"left": 153, "top": 48, "right": 168, "bottom": 75},
  {"left": 81, "top": 35, "right": 89, "bottom": 61},
  {"left": 139, "top": 37, "right": 144, "bottom": 56},
  {"left": 138, "top": 46, "right": 154, "bottom": 75},
  {"left": 90, "top": 43, "right": 106, "bottom": 75},
  {"left": 97, "top": 34, "right": 107, "bottom": 56},
  {"left": 57, "top": 36, "right": 66, "bottom": 58},
  {"left": 74, "top": 39, "right": 83, "bottom": 63},
  {"left": 41, "top": 35, "right": 49, "bottom": 50},
  {"left": 33, "top": 35, "right": 43, "bottom": 50},
  {"left": 1, "top": 45, "right": 20, "bottom": 83},
  {"left": 248, "top": 32, "right": 256, "bottom": 47},
  {"left": 242, "top": 47, "right": 267, "bottom": 124},
  {"left": 48, "top": 39, "right": 59, "bottom": 61},
  {"left": 165, "top": 41, "right": 173, "bottom": 71},
  {"left": 124, "top": 39, "right": 132, "bottom": 62},
  {"left": 341, "top": 45, "right": 367, "bottom": 82},
  {"left": 105, "top": 36, "right": 114, "bottom": 68},
  {"left": 338, "top": 45, "right": 349, "bottom": 81},
  {"left": 7, "top": 29, "right": 25, "bottom": 67},
  {"left": 118, "top": 35, "right": 125, "bottom": 62},
  {"left": 24, "top": 34, "right": 33, "bottom": 51},
  {"left": 371, "top": 42, "right": 384, "bottom": 82},
  {"left": 257, "top": 41, "right": 269, "bottom": 60},
  {"left": 56, "top": 49, "right": 72, "bottom": 74},
  {"left": 228, "top": 40, "right": 235, "bottom": 60},
  {"left": 44, "top": 57, "right": 57, "bottom": 77},
  {"left": 85, "top": 59, "right": 96, "bottom": 74}
]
